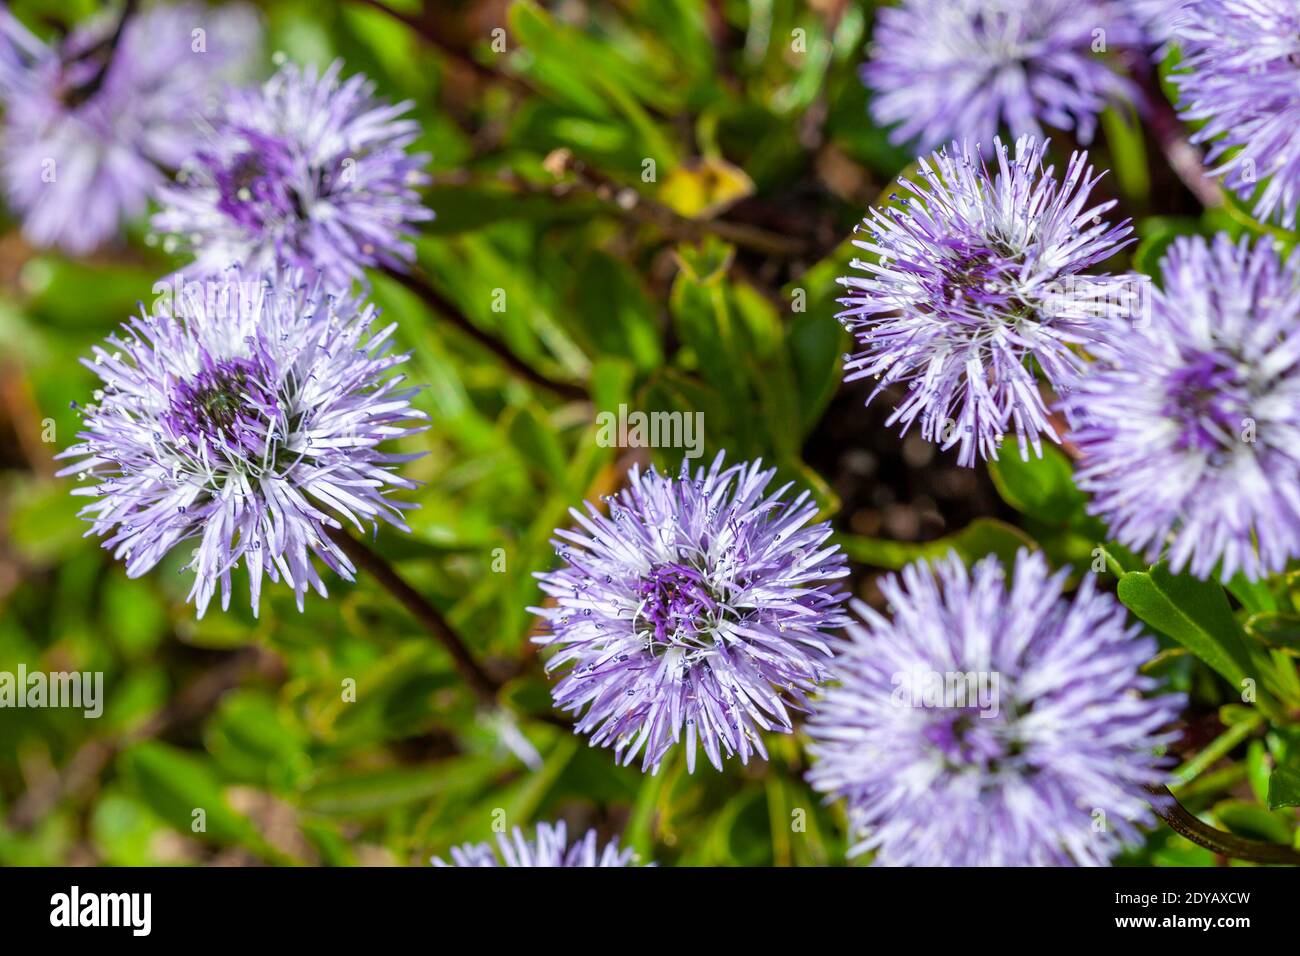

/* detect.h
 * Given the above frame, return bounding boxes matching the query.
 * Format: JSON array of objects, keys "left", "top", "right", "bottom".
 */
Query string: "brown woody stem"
[
  {"left": 326, "top": 525, "right": 501, "bottom": 702},
  {"left": 1145, "top": 784, "right": 1300, "bottom": 865},
  {"left": 380, "top": 265, "right": 587, "bottom": 401}
]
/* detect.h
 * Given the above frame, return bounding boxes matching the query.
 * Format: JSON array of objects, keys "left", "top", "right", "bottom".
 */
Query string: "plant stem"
[
  {"left": 543, "top": 156, "right": 812, "bottom": 258},
  {"left": 71, "top": 0, "right": 137, "bottom": 103},
  {"left": 325, "top": 525, "right": 502, "bottom": 702},
  {"left": 1145, "top": 784, "right": 1300, "bottom": 865},
  {"left": 1171, "top": 714, "right": 1264, "bottom": 787},
  {"left": 380, "top": 265, "right": 587, "bottom": 401},
  {"left": 1127, "top": 57, "right": 1224, "bottom": 210}
]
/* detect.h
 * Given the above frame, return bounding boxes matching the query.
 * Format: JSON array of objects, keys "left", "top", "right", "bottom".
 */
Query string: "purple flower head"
[
  {"left": 864, "top": 0, "right": 1142, "bottom": 155},
  {"left": 1063, "top": 234, "right": 1300, "bottom": 581},
  {"left": 1173, "top": 0, "right": 1300, "bottom": 228},
  {"left": 837, "top": 136, "right": 1134, "bottom": 466},
  {"left": 432, "top": 822, "right": 642, "bottom": 867},
  {"left": 806, "top": 551, "right": 1183, "bottom": 866},
  {"left": 0, "top": 3, "right": 259, "bottom": 254},
  {"left": 153, "top": 58, "right": 432, "bottom": 291},
  {"left": 530, "top": 452, "right": 850, "bottom": 774},
  {"left": 57, "top": 268, "right": 427, "bottom": 617}
]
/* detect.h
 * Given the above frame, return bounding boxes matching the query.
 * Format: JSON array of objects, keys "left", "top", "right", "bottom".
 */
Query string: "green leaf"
[
  {"left": 669, "top": 250, "right": 754, "bottom": 451},
  {"left": 1099, "top": 542, "right": 1147, "bottom": 577},
  {"left": 1132, "top": 217, "right": 1201, "bottom": 279},
  {"left": 507, "top": 0, "right": 679, "bottom": 166},
  {"left": 90, "top": 791, "right": 171, "bottom": 867},
  {"left": 674, "top": 235, "right": 734, "bottom": 284},
  {"left": 590, "top": 357, "right": 636, "bottom": 413},
  {"left": 301, "top": 759, "right": 500, "bottom": 817},
  {"left": 1213, "top": 800, "right": 1294, "bottom": 845},
  {"left": 1116, "top": 564, "right": 1257, "bottom": 690},
  {"left": 1228, "top": 574, "right": 1278, "bottom": 614},
  {"left": 1247, "top": 739, "right": 1271, "bottom": 804},
  {"left": 987, "top": 444, "right": 1086, "bottom": 525},
  {"left": 1100, "top": 106, "right": 1150, "bottom": 203},
  {"left": 6, "top": 479, "right": 85, "bottom": 564},
  {"left": 625, "top": 761, "right": 668, "bottom": 862},
  {"left": 507, "top": 2, "right": 619, "bottom": 116},
  {"left": 118, "top": 742, "right": 260, "bottom": 849},
  {"left": 837, "top": 518, "right": 1036, "bottom": 571},
  {"left": 1267, "top": 764, "right": 1300, "bottom": 810},
  {"left": 788, "top": 306, "right": 847, "bottom": 436},
  {"left": 420, "top": 184, "right": 602, "bottom": 235},
  {"left": 203, "top": 691, "right": 311, "bottom": 791},
  {"left": 566, "top": 251, "right": 662, "bottom": 371},
  {"left": 505, "top": 403, "right": 569, "bottom": 486},
  {"left": 102, "top": 572, "right": 167, "bottom": 657},
  {"left": 730, "top": 283, "right": 801, "bottom": 459},
  {"left": 1244, "top": 612, "right": 1300, "bottom": 651},
  {"left": 22, "top": 256, "right": 163, "bottom": 331}
]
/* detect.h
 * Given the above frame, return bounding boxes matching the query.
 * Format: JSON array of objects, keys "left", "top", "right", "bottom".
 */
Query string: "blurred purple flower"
[
  {"left": 0, "top": 3, "right": 259, "bottom": 254},
  {"left": 153, "top": 58, "right": 432, "bottom": 290},
  {"left": 530, "top": 452, "right": 849, "bottom": 774},
  {"left": 1173, "top": 0, "right": 1300, "bottom": 229},
  {"left": 806, "top": 551, "right": 1183, "bottom": 866},
  {"left": 433, "top": 822, "right": 642, "bottom": 867},
  {"left": 57, "top": 268, "right": 427, "bottom": 617},
  {"left": 1064, "top": 235, "right": 1300, "bottom": 581},
  {"left": 864, "top": 0, "right": 1142, "bottom": 154},
  {"left": 1131, "top": 0, "right": 1195, "bottom": 48},
  {"left": 837, "top": 136, "right": 1133, "bottom": 466}
]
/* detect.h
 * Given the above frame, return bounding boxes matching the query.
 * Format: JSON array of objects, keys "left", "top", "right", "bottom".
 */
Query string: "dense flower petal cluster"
[
  {"left": 806, "top": 551, "right": 1183, "bottom": 866},
  {"left": 531, "top": 453, "right": 849, "bottom": 773},
  {"left": 837, "top": 136, "right": 1134, "bottom": 466},
  {"left": 0, "top": 3, "right": 258, "bottom": 253},
  {"left": 433, "top": 822, "right": 641, "bottom": 867},
  {"left": 1063, "top": 235, "right": 1300, "bottom": 581},
  {"left": 1173, "top": 0, "right": 1300, "bottom": 229},
  {"left": 57, "top": 269, "right": 426, "bottom": 616},
  {"left": 864, "top": 0, "right": 1141, "bottom": 154},
  {"left": 153, "top": 59, "right": 432, "bottom": 290}
]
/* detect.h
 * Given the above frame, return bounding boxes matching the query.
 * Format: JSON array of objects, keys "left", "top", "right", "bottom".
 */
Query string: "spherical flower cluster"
[
  {"left": 1173, "top": 0, "right": 1300, "bottom": 229},
  {"left": 433, "top": 822, "right": 641, "bottom": 867},
  {"left": 837, "top": 136, "right": 1134, "bottom": 466},
  {"left": 1064, "top": 235, "right": 1300, "bottom": 581},
  {"left": 806, "top": 551, "right": 1183, "bottom": 866},
  {"left": 864, "top": 0, "right": 1141, "bottom": 154},
  {"left": 531, "top": 453, "right": 849, "bottom": 774},
  {"left": 0, "top": 3, "right": 258, "bottom": 254},
  {"left": 153, "top": 58, "right": 432, "bottom": 291},
  {"left": 57, "top": 269, "right": 427, "bottom": 616}
]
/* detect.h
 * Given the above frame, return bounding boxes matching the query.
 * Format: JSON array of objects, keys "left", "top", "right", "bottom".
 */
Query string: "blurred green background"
[{"left": 0, "top": 0, "right": 1297, "bottom": 867}]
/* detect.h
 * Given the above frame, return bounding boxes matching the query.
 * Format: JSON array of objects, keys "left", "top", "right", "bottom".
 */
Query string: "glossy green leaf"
[
  {"left": 987, "top": 444, "right": 1087, "bottom": 525},
  {"left": 1267, "top": 764, "right": 1300, "bottom": 811},
  {"left": 1213, "top": 800, "right": 1294, "bottom": 844},
  {"left": 1117, "top": 565, "right": 1257, "bottom": 690}
]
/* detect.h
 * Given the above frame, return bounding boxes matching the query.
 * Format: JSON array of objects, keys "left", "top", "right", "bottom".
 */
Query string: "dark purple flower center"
[
  {"left": 924, "top": 711, "right": 1022, "bottom": 774},
  {"left": 164, "top": 355, "right": 280, "bottom": 458},
  {"left": 933, "top": 239, "right": 1023, "bottom": 317},
  {"left": 54, "top": 35, "right": 116, "bottom": 110},
  {"left": 635, "top": 563, "right": 719, "bottom": 652},
  {"left": 1162, "top": 349, "right": 1251, "bottom": 453},
  {"left": 212, "top": 132, "right": 302, "bottom": 232}
]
